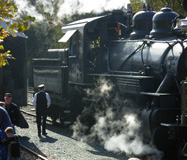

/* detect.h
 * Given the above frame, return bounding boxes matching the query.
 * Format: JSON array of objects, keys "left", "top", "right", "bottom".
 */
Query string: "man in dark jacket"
[
  {"left": 4, "top": 93, "right": 20, "bottom": 132},
  {"left": 33, "top": 84, "right": 51, "bottom": 136},
  {"left": 0, "top": 106, "right": 12, "bottom": 160}
]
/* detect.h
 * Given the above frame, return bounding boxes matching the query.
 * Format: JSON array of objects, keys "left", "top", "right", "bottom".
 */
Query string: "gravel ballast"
[{"left": 16, "top": 106, "right": 130, "bottom": 160}]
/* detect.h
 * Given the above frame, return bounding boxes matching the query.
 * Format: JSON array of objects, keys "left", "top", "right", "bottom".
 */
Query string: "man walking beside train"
[{"left": 33, "top": 84, "right": 51, "bottom": 137}]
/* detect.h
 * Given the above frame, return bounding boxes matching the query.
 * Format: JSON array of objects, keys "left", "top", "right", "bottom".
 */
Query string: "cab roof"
[{"left": 61, "top": 15, "right": 106, "bottom": 32}]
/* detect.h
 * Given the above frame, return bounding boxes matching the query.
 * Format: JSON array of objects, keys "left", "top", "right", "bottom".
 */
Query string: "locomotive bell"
[{"left": 150, "top": 7, "right": 178, "bottom": 38}]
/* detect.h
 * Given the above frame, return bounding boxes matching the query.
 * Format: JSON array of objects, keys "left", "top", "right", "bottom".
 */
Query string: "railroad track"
[
  {"left": 20, "top": 104, "right": 68, "bottom": 128},
  {"left": 20, "top": 108, "right": 54, "bottom": 123},
  {"left": 19, "top": 107, "right": 52, "bottom": 160},
  {"left": 20, "top": 144, "right": 49, "bottom": 160}
]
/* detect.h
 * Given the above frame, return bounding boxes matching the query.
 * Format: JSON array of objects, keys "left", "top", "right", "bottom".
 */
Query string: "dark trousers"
[{"left": 36, "top": 111, "right": 47, "bottom": 134}]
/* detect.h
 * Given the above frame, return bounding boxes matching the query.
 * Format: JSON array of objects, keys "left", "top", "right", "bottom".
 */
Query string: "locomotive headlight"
[{"left": 174, "top": 17, "right": 187, "bottom": 32}]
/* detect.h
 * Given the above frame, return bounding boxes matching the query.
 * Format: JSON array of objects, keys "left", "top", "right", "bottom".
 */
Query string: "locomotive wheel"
[
  {"left": 59, "top": 110, "right": 71, "bottom": 126},
  {"left": 152, "top": 126, "right": 176, "bottom": 150},
  {"left": 48, "top": 105, "right": 60, "bottom": 125},
  {"left": 69, "top": 89, "right": 83, "bottom": 122},
  {"left": 176, "top": 139, "right": 186, "bottom": 160},
  {"left": 59, "top": 111, "right": 64, "bottom": 125},
  {"left": 79, "top": 104, "right": 96, "bottom": 128},
  {"left": 51, "top": 116, "right": 57, "bottom": 125},
  {"left": 152, "top": 127, "right": 186, "bottom": 159},
  {"left": 164, "top": 139, "right": 186, "bottom": 160}
]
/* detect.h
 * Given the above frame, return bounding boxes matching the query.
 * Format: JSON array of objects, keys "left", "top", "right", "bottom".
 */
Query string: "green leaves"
[
  {"left": 130, "top": 0, "right": 186, "bottom": 15},
  {"left": 25, "top": 16, "right": 36, "bottom": 22},
  {"left": 0, "top": 51, "right": 15, "bottom": 67},
  {"left": 130, "top": 0, "right": 144, "bottom": 13},
  {"left": 0, "top": 0, "right": 35, "bottom": 68}
]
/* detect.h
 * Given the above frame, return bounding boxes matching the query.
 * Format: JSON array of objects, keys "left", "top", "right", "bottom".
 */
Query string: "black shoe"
[
  {"left": 42, "top": 132, "right": 47, "bottom": 136},
  {"left": 38, "top": 133, "right": 41, "bottom": 137}
]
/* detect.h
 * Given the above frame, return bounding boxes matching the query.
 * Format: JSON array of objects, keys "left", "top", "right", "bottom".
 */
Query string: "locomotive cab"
[{"left": 58, "top": 10, "right": 128, "bottom": 85}]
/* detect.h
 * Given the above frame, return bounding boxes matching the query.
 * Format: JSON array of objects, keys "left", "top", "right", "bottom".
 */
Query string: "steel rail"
[
  {"left": 20, "top": 109, "right": 53, "bottom": 123},
  {"left": 20, "top": 144, "right": 49, "bottom": 160}
]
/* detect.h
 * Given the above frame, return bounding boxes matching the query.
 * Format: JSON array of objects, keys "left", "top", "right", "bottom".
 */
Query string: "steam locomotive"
[{"left": 33, "top": 3, "right": 187, "bottom": 159}]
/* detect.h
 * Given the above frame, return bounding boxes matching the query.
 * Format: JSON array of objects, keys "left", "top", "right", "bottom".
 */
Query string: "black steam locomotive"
[{"left": 33, "top": 3, "right": 187, "bottom": 159}]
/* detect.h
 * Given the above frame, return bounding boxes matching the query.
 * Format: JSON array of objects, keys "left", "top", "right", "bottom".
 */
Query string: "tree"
[
  {"left": 0, "top": 0, "right": 35, "bottom": 67},
  {"left": 146, "top": 0, "right": 186, "bottom": 15},
  {"left": 130, "top": 0, "right": 187, "bottom": 15},
  {"left": 130, "top": 0, "right": 144, "bottom": 13}
]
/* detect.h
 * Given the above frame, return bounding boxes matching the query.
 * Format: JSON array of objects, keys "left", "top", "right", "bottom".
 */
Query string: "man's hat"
[
  {"left": 4, "top": 93, "right": 12, "bottom": 98},
  {"left": 38, "top": 84, "right": 45, "bottom": 89}
]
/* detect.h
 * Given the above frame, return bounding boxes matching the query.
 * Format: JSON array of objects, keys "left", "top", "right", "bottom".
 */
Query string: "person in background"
[
  {"left": 33, "top": 84, "right": 51, "bottom": 137},
  {"left": 0, "top": 106, "right": 12, "bottom": 132},
  {"left": 0, "top": 106, "right": 12, "bottom": 160},
  {"left": 0, "top": 127, "right": 20, "bottom": 160},
  {"left": 4, "top": 93, "right": 20, "bottom": 133},
  {"left": 0, "top": 101, "right": 6, "bottom": 109}
]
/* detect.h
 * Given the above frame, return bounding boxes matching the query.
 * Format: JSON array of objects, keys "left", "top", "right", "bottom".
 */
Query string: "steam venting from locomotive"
[
  {"left": 72, "top": 78, "right": 163, "bottom": 159},
  {"left": 14, "top": 0, "right": 130, "bottom": 23}
]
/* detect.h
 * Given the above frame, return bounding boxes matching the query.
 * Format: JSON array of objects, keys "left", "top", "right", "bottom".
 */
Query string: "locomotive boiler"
[{"left": 33, "top": 3, "right": 187, "bottom": 159}]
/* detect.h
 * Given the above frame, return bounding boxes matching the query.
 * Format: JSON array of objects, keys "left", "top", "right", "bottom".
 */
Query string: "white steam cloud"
[
  {"left": 72, "top": 78, "right": 163, "bottom": 160},
  {"left": 57, "top": 0, "right": 130, "bottom": 17},
  {"left": 14, "top": 0, "right": 130, "bottom": 23}
]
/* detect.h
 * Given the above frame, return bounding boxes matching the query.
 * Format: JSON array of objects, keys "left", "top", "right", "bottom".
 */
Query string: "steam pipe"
[
  {"left": 159, "top": 40, "right": 184, "bottom": 76},
  {"left": 140, "top": 43, "right": 146, "bottom": 68},
  {"left": 118, "top": 42, "right": 145, "bottom": 71},
  {"left": 155, "top": 72, "right": 176, "bottom": 93},
  {"left": 105, "top": 42, "right": 145, "bottom": 74},
  {"left": 151, "top": 72, "right": 177, "bottom": 107},
  {"left": 160, "top": 41, "right": 179, "bottom": 69}
]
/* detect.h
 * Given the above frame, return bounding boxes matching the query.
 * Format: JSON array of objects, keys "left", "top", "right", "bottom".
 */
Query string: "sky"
[{"left": 14, "top": 0, "right": 130, "bottom": 23}]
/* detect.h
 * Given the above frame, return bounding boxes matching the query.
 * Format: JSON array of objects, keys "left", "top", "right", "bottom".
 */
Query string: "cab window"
[
  {"left": 87, "top": 29, "right": 100, "bottom": 51},
  {"left": 70, "top": 32, "right": 79, "bottom": 56},
  {"left": 69, "top": 31, "right": 83, "bottom": 57},
  {"left": 107, "top": 23, "right": 119, "bottom": 40}
]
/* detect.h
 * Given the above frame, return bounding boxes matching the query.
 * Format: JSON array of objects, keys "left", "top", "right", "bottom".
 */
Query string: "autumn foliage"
[{"left": 0, "top": 0, "right": 35, "bottom": 67}]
